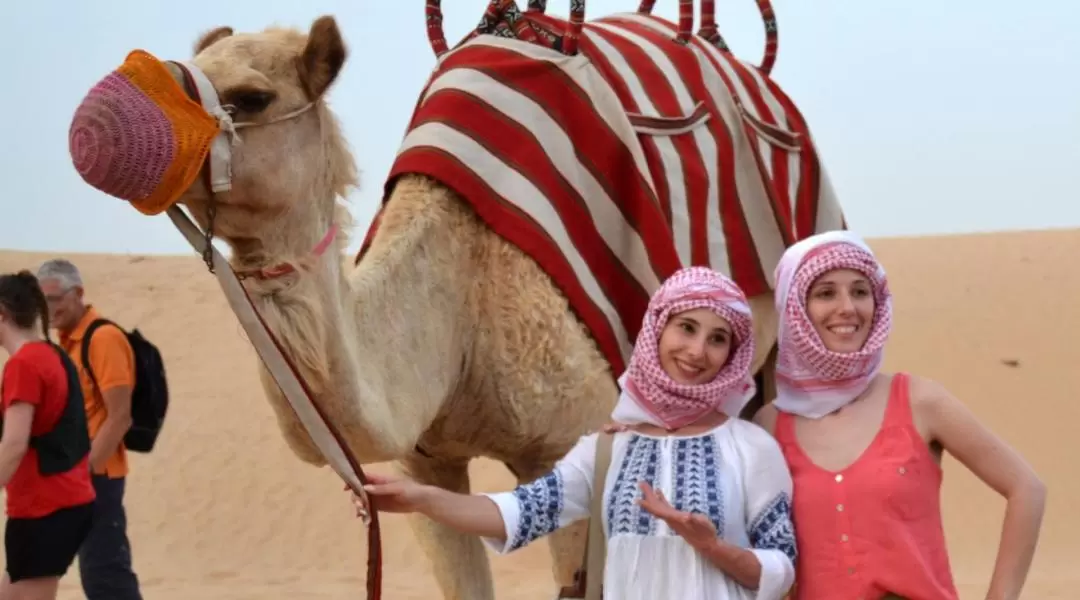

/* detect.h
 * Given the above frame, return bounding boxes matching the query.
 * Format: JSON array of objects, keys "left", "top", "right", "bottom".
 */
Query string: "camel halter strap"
[
  {"left": 173, "top": 59, "right": 316, "bottom": 194},
  {"left": 165, "top": 205, "right": 383, "bottom": 600},
  {"left": 169, "top": 60, "right": 318, "bottom": 274}
]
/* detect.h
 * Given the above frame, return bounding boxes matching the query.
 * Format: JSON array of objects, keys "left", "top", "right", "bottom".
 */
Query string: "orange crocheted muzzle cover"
[{"left": 68, "top": 49, "right": 222, "bottom": 215}]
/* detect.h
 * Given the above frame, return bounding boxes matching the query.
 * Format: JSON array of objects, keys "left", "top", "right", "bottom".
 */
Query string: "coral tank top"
[{"left": 773, "top": 373, "right": 959, "bottom": 600}]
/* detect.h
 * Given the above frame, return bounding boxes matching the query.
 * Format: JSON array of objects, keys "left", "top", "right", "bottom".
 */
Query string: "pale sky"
[{"left": 2, "top": 0, "right": 1077, "bottom": 256}]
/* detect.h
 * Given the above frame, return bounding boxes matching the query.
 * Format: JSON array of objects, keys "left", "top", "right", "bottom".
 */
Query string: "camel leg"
[
  {"left": 258, "top": 369, "right": 327, "bottom": 465},
  {"left": 740, "top": 342, "right": 778, "bottom": 421},
  {"left": 739, "top": 292, "right": 779, "bottom": 422},
  {"left": 762, "top": 342, "right": 778, "bottom": 404},
  {"left": 747, "top": 292, "right": 778, "bottom": 375},
  {"left": 397, "top": 454, "right": 495, "bottom": 600},
  {"left": 508, "top": 459, "right": 589, "bottom": 590}
]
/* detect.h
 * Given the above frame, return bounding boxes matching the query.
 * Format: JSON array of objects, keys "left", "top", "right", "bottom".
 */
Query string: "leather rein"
[{"left": 166, "top": 60, "right": 383, "bottom": 600}]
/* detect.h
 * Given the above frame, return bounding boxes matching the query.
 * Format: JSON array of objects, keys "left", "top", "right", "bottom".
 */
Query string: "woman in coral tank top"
[{"left": 753, "top": 231, "right": 1046, "bottom": 600}]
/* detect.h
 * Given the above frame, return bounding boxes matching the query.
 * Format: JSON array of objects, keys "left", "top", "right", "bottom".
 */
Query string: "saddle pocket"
[
  {"left": 876, "top": 455, "right": 936, "bottom": 522},
  {"left": 627, "top": 101, "right": 711, "bottom": 136},
  {"left": 735, "top": 103, "right": 804, "bottom": 152}
]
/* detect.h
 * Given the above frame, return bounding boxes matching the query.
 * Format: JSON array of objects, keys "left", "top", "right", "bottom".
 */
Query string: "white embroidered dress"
[{"left": 482, "top": 419, "right": 797, "bottom": 599}]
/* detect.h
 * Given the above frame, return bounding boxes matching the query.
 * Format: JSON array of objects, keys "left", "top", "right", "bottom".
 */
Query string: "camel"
[{"left": 68, "top": 3, "right": 845, "bottom": 598}]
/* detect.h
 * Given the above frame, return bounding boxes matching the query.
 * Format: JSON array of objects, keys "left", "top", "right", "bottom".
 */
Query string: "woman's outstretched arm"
[
  {"left": 361, "top": 478, "right": 508, "bottom": 541},
  {"left": 356, "top": 432, "right": 601, "bottom": 553}
]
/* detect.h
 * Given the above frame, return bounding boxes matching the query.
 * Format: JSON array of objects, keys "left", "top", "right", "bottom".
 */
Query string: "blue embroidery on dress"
[
  {"left": 508, "top": 470, "right": 564, "bottom": 551},
  {"left": 671, "top": 435, "right": 725, "bottom": 536},
  {"left": 608, "top": 435, "right": 661, "bottom": 537},
  {"left": 749, "top": 492, "right": 797, "bottom": 563}
]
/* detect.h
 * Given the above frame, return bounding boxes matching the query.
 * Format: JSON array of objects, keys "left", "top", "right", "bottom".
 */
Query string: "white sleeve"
[
  {"left": 479, "top": 432, "right": 598, "bottom": 554},
  {"left": 736, "top": 422, "right": 797, "bottom": 599}
]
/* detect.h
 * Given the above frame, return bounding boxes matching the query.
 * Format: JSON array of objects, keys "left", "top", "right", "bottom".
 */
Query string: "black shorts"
[{"left": 5, "top": 502, "right": 93, "bottom": 583}]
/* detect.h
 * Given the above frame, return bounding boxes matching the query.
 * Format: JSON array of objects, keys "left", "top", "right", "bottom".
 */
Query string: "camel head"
[{"left": 69, "top": 16, "right": 358, "bottom": 261}]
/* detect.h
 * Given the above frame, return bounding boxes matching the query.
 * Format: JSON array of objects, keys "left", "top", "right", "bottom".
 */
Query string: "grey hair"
[{"left": 36, "top": 258, "right": 84, "bottom": 291}]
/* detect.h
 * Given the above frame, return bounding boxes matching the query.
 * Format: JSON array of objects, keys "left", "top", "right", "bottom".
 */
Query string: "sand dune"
[{"left": 0, "top": 227, "right": 1075, "bottom": 599}]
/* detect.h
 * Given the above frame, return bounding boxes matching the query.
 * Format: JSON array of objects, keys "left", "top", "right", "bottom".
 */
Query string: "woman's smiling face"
[
  {"left": 805, "top": 267, "right": 876, "bottom": 353},
  {"left": 657, "top": 307, "right": 733, "bottom": 385}
]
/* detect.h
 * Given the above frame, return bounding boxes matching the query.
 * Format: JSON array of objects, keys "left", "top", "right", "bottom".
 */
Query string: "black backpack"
[
  {"left": 0, "top": 343, "right": 92, "bottom": 475},
  {"left": 81, "top": 319, "right": 168, "bottom": 453}
]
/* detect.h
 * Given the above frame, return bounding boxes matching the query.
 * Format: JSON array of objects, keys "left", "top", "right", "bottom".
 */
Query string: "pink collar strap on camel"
[{"left": 234, "top": 224, "right": 340, "bottom": 281}]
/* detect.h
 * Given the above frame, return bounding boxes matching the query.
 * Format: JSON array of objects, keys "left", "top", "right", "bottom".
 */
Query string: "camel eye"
[{"left": 226, "top": 89, "right": 276, "bottom": 114}]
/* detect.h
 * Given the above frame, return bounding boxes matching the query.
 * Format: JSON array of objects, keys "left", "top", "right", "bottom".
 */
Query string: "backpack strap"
[
  {"left": 584, "top": 432, "right": 613, "bottom": 600},
  {"left": 31, "top": 343, "right": 92, "bottom": 475},
  {"left": 79, "top": 318, "right": 118, "bottom": 391},
  {"left": 0, "top": 342, "right": 91, "bottom": 473}
]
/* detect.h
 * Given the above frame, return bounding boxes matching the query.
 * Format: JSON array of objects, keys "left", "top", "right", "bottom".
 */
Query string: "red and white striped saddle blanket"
[{"left": 358, "top": 11, "right": 846, "bottom": 374}]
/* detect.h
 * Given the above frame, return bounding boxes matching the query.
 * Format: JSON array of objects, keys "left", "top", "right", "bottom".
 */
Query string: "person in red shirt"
[{"left": 0, "top": 270, "right": 95, "bottom": 598}]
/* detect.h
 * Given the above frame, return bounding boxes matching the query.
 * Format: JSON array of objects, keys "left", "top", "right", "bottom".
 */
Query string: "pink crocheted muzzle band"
[{"left": 67, "top": 50, "right": 223, "bottom": 216}]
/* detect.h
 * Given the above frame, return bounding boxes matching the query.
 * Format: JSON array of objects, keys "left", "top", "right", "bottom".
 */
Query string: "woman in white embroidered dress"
[{"left": 351, "top": 266, "right": 797, "bottom": 599}]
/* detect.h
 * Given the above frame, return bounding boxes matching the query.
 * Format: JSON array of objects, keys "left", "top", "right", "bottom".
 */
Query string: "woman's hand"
[
  {"left": 636, "top": 481, "right": 718, "bottom": 549},
  {"left": 600, "top": 421, "right": 630, "bottom": 434},
  {"left": 347, "top": 486, "right": 369, "bottom": 521},
  {"left": 638, "top": 481, "right": 766, "bottom": 589},
  {"left": 346, "top": 471, "right": 509, "bottom": 542},
  {"left": 346, "top": 472, "right": 432, "bottom": 520}
]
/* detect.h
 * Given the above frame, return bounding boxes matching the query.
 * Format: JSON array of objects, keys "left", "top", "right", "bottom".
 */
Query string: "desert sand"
[{"left": 0, "top": 227, "right": 1075, "bottom": 599}]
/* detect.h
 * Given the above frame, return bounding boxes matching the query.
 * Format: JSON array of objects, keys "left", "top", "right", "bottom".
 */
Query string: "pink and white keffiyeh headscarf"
[
  {"left": 611, "top": 266, "right": 757, "bottom": 430},
  {"left": 771, "top": 231, "right": 893, "bottom": 419}
]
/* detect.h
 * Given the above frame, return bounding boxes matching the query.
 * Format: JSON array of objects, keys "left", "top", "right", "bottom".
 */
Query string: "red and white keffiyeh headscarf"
[
  {"left": 611, "top": 266, "right": 757, "bottom": 430},
  {"left": 771, "top": 231, "right": 893, "bottom": 419}
]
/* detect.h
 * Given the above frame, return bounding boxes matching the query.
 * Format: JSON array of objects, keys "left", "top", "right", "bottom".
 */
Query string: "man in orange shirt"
[{"left": 37, "top": 259, "right": 142, "bottom": 600}]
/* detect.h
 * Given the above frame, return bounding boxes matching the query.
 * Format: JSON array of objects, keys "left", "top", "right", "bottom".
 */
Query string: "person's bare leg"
[{"left": 0, "top": 573, "right": 61, "bottom": 600}]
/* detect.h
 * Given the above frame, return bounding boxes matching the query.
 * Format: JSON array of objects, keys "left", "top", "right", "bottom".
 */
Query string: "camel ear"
[
  {"left": 194, "top": 26, "right": 234, "bottom": 55},
  {"left": 298, "top": 15, "right": 347, "bottom": 99}
]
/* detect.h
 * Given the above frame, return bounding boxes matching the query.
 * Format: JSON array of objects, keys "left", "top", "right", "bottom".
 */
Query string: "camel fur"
[{"left": 164, "top": 15, "right": 783, "bottom": 600}]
